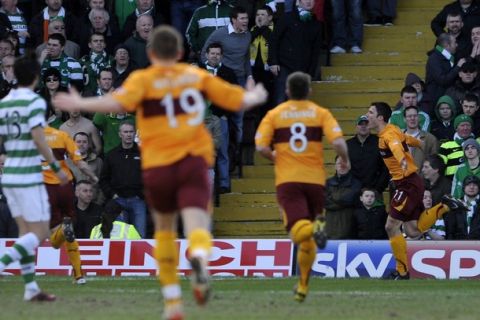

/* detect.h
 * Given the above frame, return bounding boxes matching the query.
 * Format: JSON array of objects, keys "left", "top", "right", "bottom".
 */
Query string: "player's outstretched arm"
[
  {"left": 241, "top": 83, "right": 268, "bottom": 111},
  {"left": 52, "top": 87, "right": 126, "bottom": 114},
  {"left": 331, "top": 137, "right": 350, "bottom": 171},
  {"left": 31, "top": 126, "right": 69, "bottom": 185}
]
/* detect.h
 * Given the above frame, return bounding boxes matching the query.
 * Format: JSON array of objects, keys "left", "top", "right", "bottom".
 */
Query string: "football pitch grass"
[{"left": 0, "top": 276, "right": 478, "bottom": 320}]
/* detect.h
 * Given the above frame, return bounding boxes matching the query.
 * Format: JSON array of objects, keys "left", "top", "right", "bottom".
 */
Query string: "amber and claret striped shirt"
[
  {"left": 112, "top": 63, "right": 244, "bottom": 169},
  {"left": 378, "top": 123, "right": 420, "bottom": 181},
  {"left": 42, "top": 126, "right": 82, "bottom": 184},
  {"left": 255, "top": 100, "right": 343, "bottom": 186}
]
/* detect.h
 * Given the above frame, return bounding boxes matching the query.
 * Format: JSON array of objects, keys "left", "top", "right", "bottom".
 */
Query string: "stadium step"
[
  {"left": 330, "top": 51, "right": 427, "bottom": 66},
  {"left": 322, "top": 65, "right": 425, "bottom": 81},
  {"left": 213, "top": 0, "right": 445, "bottom": 238}
]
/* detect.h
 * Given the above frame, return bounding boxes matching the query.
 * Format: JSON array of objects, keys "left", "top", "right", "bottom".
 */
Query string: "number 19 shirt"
[
  {"left": 255, "top": 100, "right": 343, "bottom": 186},
  {"left": 111, "top": 63, "right": 245, "bottom": 169}
]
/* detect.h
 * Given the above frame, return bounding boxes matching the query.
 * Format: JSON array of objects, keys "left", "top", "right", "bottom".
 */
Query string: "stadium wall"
[{"left": 1, "top": 239, "right": 479, "bottom": 279}]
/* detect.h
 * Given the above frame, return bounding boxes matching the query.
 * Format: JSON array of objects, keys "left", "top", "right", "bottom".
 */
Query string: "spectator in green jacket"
[
  {"left": 430, "top": 94, "right": 458, "bottom": 143},
  {"left": 389, "top": 85, "right": 431, "bottom": 132},
  {"left": 186, "top": 0, "right": 232, "bottom": 61}
]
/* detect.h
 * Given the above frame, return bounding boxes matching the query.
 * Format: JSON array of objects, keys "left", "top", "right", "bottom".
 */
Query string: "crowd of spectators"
[{"left": 0, "top": 0, "right": 479, "bottom": 240}]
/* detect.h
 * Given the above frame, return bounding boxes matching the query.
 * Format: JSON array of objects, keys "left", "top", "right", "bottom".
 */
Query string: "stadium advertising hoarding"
[
  {"left": 1, "top": 239, "right": 479, "bottom": 279},
  {"left": 0, "top": 239, "right": 294, "bottom": 277},
  {"left": 311, "top": 240, "right": 480, "bottom": 279}
]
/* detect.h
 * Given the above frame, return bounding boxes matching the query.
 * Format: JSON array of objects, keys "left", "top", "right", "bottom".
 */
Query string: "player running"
[
  {"left": 53, "top": 25, "right": 267, "bottom": 320},
  {"left": 256, "top": 71, "right": 350, "bottom": 301}
]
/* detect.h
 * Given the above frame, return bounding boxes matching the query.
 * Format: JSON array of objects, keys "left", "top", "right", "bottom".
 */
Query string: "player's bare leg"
[
  {"left": 181, "top": 207, "right": 212, "bottom": 306},
  {"left": 152, "top": 212, "right": 184, "bottom": 320}
]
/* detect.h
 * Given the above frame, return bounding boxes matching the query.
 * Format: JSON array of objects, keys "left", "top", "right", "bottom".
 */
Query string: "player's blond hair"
[{"left": 147, "top": 25, "right": 183, "bottom": 60}]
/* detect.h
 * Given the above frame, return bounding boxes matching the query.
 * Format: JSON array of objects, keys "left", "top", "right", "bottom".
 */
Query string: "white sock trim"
[
  {"left": 190, "top": 249, "right": 208, "bottom": 260},
  {"left": 17, "top": 233, "right": 40, "bottom": 256},
  {"left": 162, "top": 284, "right": 182, "bottom": 300}
]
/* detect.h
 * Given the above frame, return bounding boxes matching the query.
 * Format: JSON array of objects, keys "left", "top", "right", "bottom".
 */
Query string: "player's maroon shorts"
[
  {"left": 276, "top": 182, "right": 325, "bottom": 231},
  {"left": 143, "top": 155, "right": 210, "bottom": 213},
  {"left": 45, "top": 182, "right": 75, "bottom": 228},
  {"left": 389, "top": 173, "right": 425, "bottom": 222}
]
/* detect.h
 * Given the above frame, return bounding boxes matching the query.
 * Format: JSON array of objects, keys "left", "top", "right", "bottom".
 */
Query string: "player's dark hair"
[
  {"left": 425, "top": 154, "right": 446, "bottom": 176},
  {"left": 371, "top": 102, "right": 392, "bottom": 123},
  {"left": 287, "top": 71, "right": 311, "bottom": 100},
  {"left": 14, "top": 56, "right": 40, "bottom": 86},
  {"left": 148, "top": 25, "right": 182, "bottom": 60}
]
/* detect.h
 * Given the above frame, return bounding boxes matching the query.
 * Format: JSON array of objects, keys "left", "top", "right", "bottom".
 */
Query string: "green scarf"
[{"left": 435, "top": 45, "right": 455, "bottom": 65}]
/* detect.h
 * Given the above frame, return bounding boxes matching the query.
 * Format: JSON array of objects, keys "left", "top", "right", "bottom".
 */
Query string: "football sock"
[
  {"left": 290, "top": 219, "right": 313, "bottom": 244},
  {"left": 0, "top": 233, "right": 39, "bottom": 272},
  {"left": 20, "top": 255, "right": 37, "bottom": 285},
  {"left": 188, "top": 229, "right": 212, "bottom": 258},
  {"left": 417, "top": 203, "right": 448, "bottom": 233},
  {"left": 297, "top": 238, "right": 316, "bottom": 289},
  {"left": 50, "top": 226, "right": 65, "bottom": 249},
  {"left": 389, "top": 234, "right": 408, "bottom": 275},
  {"left": 65, "top": 240, "right": 83, "bottom": 279},
  {"left": 154, "top": 231, "right": 179, "bottom": 287}
]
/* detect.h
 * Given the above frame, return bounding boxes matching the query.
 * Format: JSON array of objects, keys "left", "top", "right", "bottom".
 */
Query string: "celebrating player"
[
  {"left": 366, "top": 102, "right": 468, "bottom": 279},
  {"left": 255, "top": 71, "right": 350, "bottom": 301}
]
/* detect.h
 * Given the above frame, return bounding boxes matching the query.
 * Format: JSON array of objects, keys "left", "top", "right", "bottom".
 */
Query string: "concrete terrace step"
[
  {"left": 330, "top": 51, "right": 428, "bottom": 66},
  {"left": 214, "top": 206, "right": 280, "bottom": 221},
  {"left": 313, "top": 80, "right": 404, "bottom": 93},
  {"left": 312, "top": 92, "right": 398, "bottom": 108},
  {"left": 322, "top": 65, "right": 425, "bottom": 81},
  {"left": 362, "top": 37, "right": 433, "bottom": 52},
  {"left": 231, "top": 178, "right": 276, "bottom": 194},
  {"left": 395, "top": 9, "right": 440, "bottom": 25},
  {"left": 364, "top": 25, "right": 432, "bottom": 38},
  {"left": 213, "top": 221, "right": 285, "bottom": 238},
  {"left": 219, "top": 193, "right": 278, "bottom": 207},
  {"left": 397, "top": 0, "right": 449, "bottom": 9}
]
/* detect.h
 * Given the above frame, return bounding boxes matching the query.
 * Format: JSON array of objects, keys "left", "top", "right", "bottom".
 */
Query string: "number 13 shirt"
[
  {"left": 255, "top": 100, "right": 343, "bottom": 186},
  {"left": 111, "top": 63, "right": 245, "bottom": 169}
]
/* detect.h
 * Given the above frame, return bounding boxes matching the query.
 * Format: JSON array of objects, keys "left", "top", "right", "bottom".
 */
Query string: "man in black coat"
[
  {"left": 347, "top": 115, "right": 390, "bottom": 195},
  {"left": 267, "top": 0, "right": 322, "bottom": 105},
  {"left": 425, "top": 33, "right": 466, "bottom": 106}
]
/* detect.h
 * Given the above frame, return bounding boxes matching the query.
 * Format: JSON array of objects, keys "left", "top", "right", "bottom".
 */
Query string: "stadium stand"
[{"left": 213, "top": 0, "right": 445, "bottom": 238}]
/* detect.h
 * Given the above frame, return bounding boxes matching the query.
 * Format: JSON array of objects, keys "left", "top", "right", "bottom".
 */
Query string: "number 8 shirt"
[
  {"left": 255, "top": 100, "right": 343, "bottom": 186},
  {"left": 111, "top": 63, "right": 244, "bottom": 169}
]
